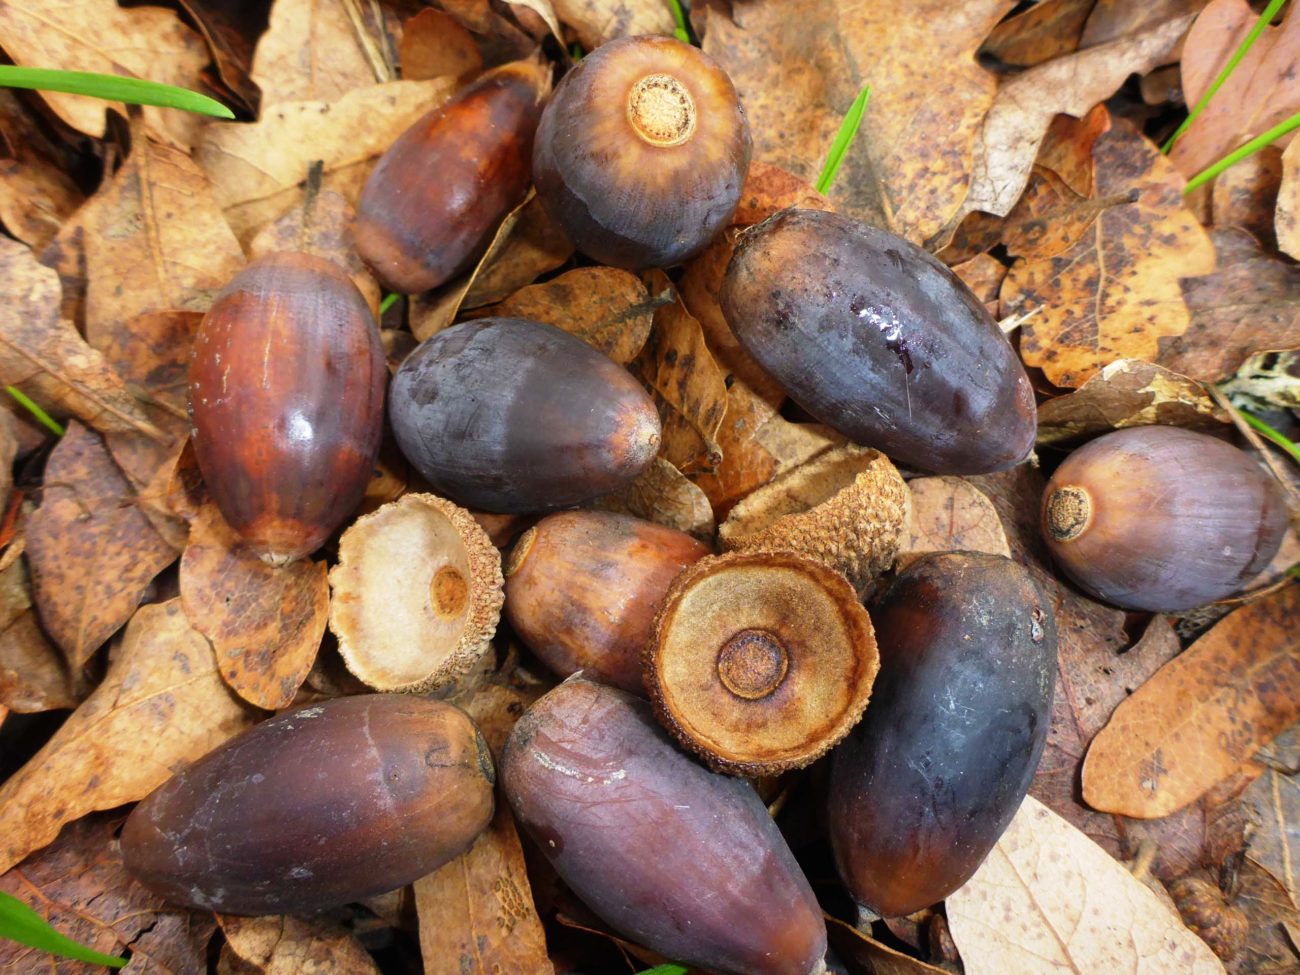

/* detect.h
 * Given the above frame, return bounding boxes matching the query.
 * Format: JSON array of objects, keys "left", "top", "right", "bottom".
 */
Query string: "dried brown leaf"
[
  {"left": 174, "top": 0, "right": 264, "bottom": 116},
  {"left": 0, "top": 599, "right": 256, "bottom": 874},
  {"left": 826, "top": 915, "right": 950, "bottom": 975},
  {"left": 688, "top": 378, "right": 779, "bottom": 517},
  {"left": 898, "top": 476, "right": 1010, "bottom": 568},
  {"left": 460, "top": 194, "right": 573, "bottom": 309},
  {"left": 0, "top": 92, "right": 85, "bottom": 252},
  {"left": 1003, "top": 115, "right": 1216, "bottom": 388},
  {"left": 1243, "top": 725, "right": 1299, "bottom": 903},
  {"left": 251, "top": 0, "right": 386, "bottom": 104},
  {"left": 592, "top": 456, "right": 714, "bottom": 540},
  {"left": 470, "top": 267, "right": 663, "bottom": 364},
  {"left": 950, "top": 253, "right": 1007, "bottom": 309},
  {"left": 1171, "top": 0, "right": 1300, "bottom": 180},
  {"left": 1210, "top": 146, "right": 1283, "bottom": 249},
  {"left": 1080, "top": 0, "right": 1209, "bottom": 46},
  {"left": 1036, "top": 359, "right": 1228, "bottom": 446},
  {"left": 399, "top": 8, "right": 483, "bottom": 82},
  {"left": 181, "top": 503, "right": 328, "bottom": 711},
  {"left": 1233, "top": 860, "right": 1300, "bottom": 974},
  {"left": 0, "top": 0, "right": 209, "bottom": 149},
  {"left": 551, "top": 0, "right": 675, "bottom": 50},
  {"left": 1279, "top": 139, "right": 1300, "bottom": 260},
  {"left": 1159, "top": 228, "right": 1300, "bottom": 382},
  {"left": 1083, "top": 585, "right": 1300, "bottom": 819},
  {"left": 0, "top": 556, "right": 76, "bottom": 713},
  {"left": 196, "top": 78, "right": 457, "bottom": 246},
  {"left": 219, "top": 914, "right": 380, "bottom": 975},
  {"left": 26, "top": 422, "right": 177, "bottom": 671},
  {"left": 981, "top": 0, "right": 1093, "bottom": 68},
  {"left": 0, "top": 814, "right": 215, "bottom": 975},
  {"left": 948, "top": 796, "right": 1226, "bottom": 975}
]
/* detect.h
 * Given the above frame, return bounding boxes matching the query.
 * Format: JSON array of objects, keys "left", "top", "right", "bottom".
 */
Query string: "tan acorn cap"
[
  {"left": 718, "top": 445, "right": 908, "bottom": 596},
  {"left": 644, "top": 550, "right": 879, "bottom": 776},
  {"left": 329, "top": 493, "right": 503, "bottom": 694}
]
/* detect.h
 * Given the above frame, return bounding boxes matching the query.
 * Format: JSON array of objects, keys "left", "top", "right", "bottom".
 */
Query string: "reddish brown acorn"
[
  {"left": 122, "top": 695, "right": 495, "bottom": 916},
  {"left": 188, "top": 253, "right": 386, "bottom": 564},
  {"left": 504, "top": 510, "right": 710, "bottom": 693},
  {"left": 355, "top": 60, "right": 550, "bottom": 293}
]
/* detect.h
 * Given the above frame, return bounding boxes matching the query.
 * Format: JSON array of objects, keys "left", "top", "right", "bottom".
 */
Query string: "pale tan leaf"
[
  {"left": 898, "top": 476, "right": 1010, "bottom": 568},
  {"left": 551, "top": 0, "right": 675, "bottom": 49},
  {"left": 593, "top": 456, "right": 714, "bottom": 540},
  {"left": 250, "top": 0, "right": 384, "bottom": 103},
  {"left": 220, "top": 914, "right": 380, "bottom": 975},
  {"left": 1278, "top": 138, "right": 1300, "bottom": 261},
  {"left": 948, "top": 795, "right": 1226, "bottom": 975}
]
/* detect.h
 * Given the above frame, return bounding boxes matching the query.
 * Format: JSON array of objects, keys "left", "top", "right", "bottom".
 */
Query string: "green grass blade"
[
  {"left": 0, "top": 891, "right": 127, "bottom": 968},
  {"left": 379, "top": 292, "right": 400, "bottom": 315},
  {"left": 0, "top": 66, "right": 234, "bottom": 119},
  {"left": 1183, "top": 108, "right": 1300, "bottom": 193},
  {"left": 1162, "top": 0, "right": 1288, "bottom": 153},
  {"left": 636, "top": 966, "right": 688, "bottom": 975},
  {"left": 666, "top": 0, "right": 691, "bottom": 43},
  {"left": 1238, "top": 409, "right": 1300, "bottom": 466},
  {"left": 815, "top": 84, "right": 871, "bottom": 195},
  {"left": 5, "top": 387, "right": 65, "bottom": 437}
]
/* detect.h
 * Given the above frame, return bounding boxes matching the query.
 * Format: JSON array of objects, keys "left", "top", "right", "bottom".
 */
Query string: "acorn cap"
[
  {"left": 645, "top": 550, "right": 879, "bottom": 776},
  {"left": 329, "top": 493, "right": 504, "bottom": 693},
  {"left": 718, "top": 446, "right": 908, "bottom": 595}
]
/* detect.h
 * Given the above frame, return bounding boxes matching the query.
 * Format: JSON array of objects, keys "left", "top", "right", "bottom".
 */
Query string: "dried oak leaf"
[
  {"left": 1036, "top": 358, "right": 1228, "bottom": 446},
  {"left": 174, "top": 0, "right": 265, "bottom": 117},
  {"left": 0, "top": 814, "right": 215, "bottom": 975},
  {"left": 0, "top": 238, "right": 166, "bottom": 442},
  {"left": 0, "top": 0, "right": 209, "bottom": 150},
  {"left": 26, "top": 422, "right": 177, "bottom": 671},
  {"left": 0, "top": 599, "right": 256, "bottom": 874},
  {"left": 1232, "top": 860, "right": 1300, "bottom": 975},
  {"left": 949, "top": 253, "right": 1007, "bottom": 310},
  {"left": 399, "top": 8, "right": 483, "bottom": 83},
  {"left": 85, "top": 117, "right": 245, "bottom": 353},
  {"left": 1158, "top": 227, "right": 1300, "bottom": 383},
  {"left": 948, "top": 796, "right": 1226, "bottom": 975},
  {"left": 980, "top": 0, "right": 1093, "bottom": 69},
  {"left": 1242, "top": 724, "right": 1299, "bottom": 903},
  {"left": 826, "top": 915, "right": 950, "bottom": 975},
  {"left": 898, "top": 476, "right": 1010, "bottom": 568},
  {"left": 0, "top": 91, "right": 86, "bottom": 252},
  {"left": 1210, "top": 147, "right": 1283, "bottom": 250},
  {"left": 196, "top": 78, "right": 457, "bottom": 246},
  {"left": 550, "top": 0, "right": 674, "bottom": 50},
  {"left": 218, "top": 914, "right": 380, "bottom": 975},
  {"left": 180, "top": 502, "right": 328, "bottom": 711},
  {"left": 251, "top": 0, "right": 388, "bottom": 105},
  {"left": 1170, "top": 0, "right": 1300, "bottom": 181},
  {"left": 460, "top": 193, "right": 573, "bottom": 309},
  {"left": 1002, "top": 114, "right": 1216, "bottom": 388},
  {"left": 702, "top": 0, "right": 1006, "bottom": 243},
  {"left": 1280, "top": 139, "right": 1300, "bottom": 260},
  {"left": 1083, "top": 584, "right": 1300, "bottom": 819},
  {"left": 469, "top": 267, "right": 665, "bottom": 364},
  {"left": 688, "top": 378, "right": 780, "bottom": 517},
  {"left": 0, "top": 556, "right": 77, "bottom": 713},
  {"left": 593, "top": 456, "right": 715, "bottom": 540},
  {"left": 1080, "top": 0, "right": 1210, "bottom": 46}
]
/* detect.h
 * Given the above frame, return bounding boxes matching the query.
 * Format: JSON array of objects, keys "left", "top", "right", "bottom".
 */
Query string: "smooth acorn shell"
[
  {"left": 504, "top": 510, "right": 710, "bottom": 693},
  {"left": 388, "top": 318, "right": 661, "bottom": 512},
  {"left": 720, "top": 208, "right": 1036, "bottom": 474},
  {"left": 355, "top": 62, "right": 548, "bottom": 294},
  {"left": 502, "top": 678, "right": 827, "bottom": 975},
  {"left": 1041, "top": 426, "right": 1290, "bottom": 612},
  {"left": 827, "top": 552, "right": 1057, "bottom": 918},
  {"left": 121, "top": 695, "right": 495, "bottom": 915},
  {"left": 533, "top": 34, "right": 751, "bottom": 269},
  {"left": 189, "top": 252, "right": 386, "bottom": 563}
]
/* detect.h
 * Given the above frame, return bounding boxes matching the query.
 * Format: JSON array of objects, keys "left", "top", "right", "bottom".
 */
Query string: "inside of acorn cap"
[
  {"left": 341, "top": 500, "right": 473, "bottom": 686},
  {"left": 721, "top": 448, "right": 877, "bottom": 541},
  {"left": 655, "top": 562, "right": 863, "bottom": 760}
]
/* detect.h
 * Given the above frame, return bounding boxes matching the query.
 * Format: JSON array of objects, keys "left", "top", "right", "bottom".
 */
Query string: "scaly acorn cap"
[{"left": 329, "top": 493, "right": 504, "bottom": 694}]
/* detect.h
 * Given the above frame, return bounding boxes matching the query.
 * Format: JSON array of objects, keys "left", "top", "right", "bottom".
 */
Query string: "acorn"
[
  {"left": 1041, "top": 426, "right": 1290, "bottom": 612},
  {"left": 122, "top": 695, "right": 495, "bottom": 916},
  {"left": 720, "top": 208, "right": 1037, "bottom": 474},
  {"left": 188, "top": 252, "right": 386, "bottom": 565},
  {"left": 388, "top": 318, "right": 661, "bottom": 513},
  {"left": 827, "top": 552, "right": 1057, "bottom": 919},
  {"left": 355, "top": 61, "right": 550, "bottom": 294},
  {"left": 532, "top": 34, "right": 751, "bottom": 269},
  {"left": 329, "top": 494, "right": 504, "bottom": 694},
  {"left": 504, "top": 510, "right": 709, "bottom": 693},
  {"left": 501, "top": 677, "right": 828, "bottom": 975},
  {"left": 645, "top": 550, "right": 879, "bottom": 776}
]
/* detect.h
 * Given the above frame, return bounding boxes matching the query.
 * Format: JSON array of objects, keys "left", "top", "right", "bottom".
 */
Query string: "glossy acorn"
[
  {"left": 355, "top": 61, "right": 550, "bottom": 294},
  {"left": 388, "top": 318, "right": 661, "bottom": 513},
  {"left": 188, "top": 252, "right": 386, "bottom": 564},
  {"left": 1041, "top": 426, "right": 1290, "bottom": 612},
  {"left": 502, "top": 677, "right": 828, "bottom": 975},
  {"left": 121, "top": 695, "right": 495, "bottom": 916},
  {"left": 504, "top": 510, "right": 709, "bottom": 693},
  {"left": 720, "top": 208, "right": 1037, "bottom": 474},
  {"left": 827, "top": 552, "right": 1057, "bottom": 918},
  {"left": 532, "top": 34, "right": 751, "bottom": 269}
]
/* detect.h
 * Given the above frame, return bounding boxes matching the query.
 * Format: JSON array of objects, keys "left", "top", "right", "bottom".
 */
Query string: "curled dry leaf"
[
  {"left": 251, "top": 0, "right": 387, "bottom": 104},
  {"left": 1036, "top": 358, "right": 1228, "bottom": 446},
  {"left": 0, "top": 238, "right": 166, "bottom": 442},
  {"left": 1083, "top": 585, "right": 1300, "bottom": 819},
  {"left": 1080, "top": 0, "right": 1210, "bottom": 46},
  {"left": 898, "top": 476, "right": 1010, "bottom": 568},
  {"left": 1242, "top": 727, "right": 1299, "bottom": 902},
  {"left": 0, "top": 557, "right": 77, "bottom": 714},
  {"left": 0, "top": 599, "right": 256, "bottom": 875},
  {"left": 0, "top": 814, "right": 216, "bottom": 975},
  {"left": 1002, "top": 114, "right": 1216, "bottom": 388},
  {"left": 174, "top": 0, "right": 264, "bottom": 116},
  {"left": 980, "top": 0, "right": 1093, "bottom": 69},
  {"left": 949, "top": 253, "right": 1006, "bottom": 309},
  {"left": 1233, "top": 860, "right": 1300, "bottom": 974},
  {"left": 826, "top": 916, "right": 951, "bottom": 975},
  {"left": 1210, "top": 147, "right": 1283, "bottom": 249},
  {"left": 947, "top": 796, "right": 1227, "bottom": 975},
  {"left": 593, "top": 456, "right": 715, "bottom": 540},
  {"left": 25, "top": 422, "right": 177, "bottom": 671},
  {"left": 460, "top": 193, "right": 573, "bottom": 309},
  {"left": 399, "top": 8, "right": 483, "bottom": 83},
  {"left": 0, "top": 91, "right": 86, "bottom": 252},
  {"left": 0, "top": 0, "right": 209, "bottom": 150},
  {"left": 1158, "top": 227, "right": 1300, "bottom": 382},
  {"left": 550, "top": 0, "right": 675, "bottom": 50},
  {"left": 196, "top": 78, "right": 457, "bottom": 246},
  {"left": 180, "top": 503, "right": 328, "bottom": 711},
  {"left": 1279, "top": 139, "right": 1300, "bottom": 260},
  {"left": 469, "top": 267, "right": 665, "bottom": 364},
  {"left": 688, "top": 378, "right": 780, "bottom": 516},
  {"left": 219, "top": 914, "right": 380, "bottom": 975}
]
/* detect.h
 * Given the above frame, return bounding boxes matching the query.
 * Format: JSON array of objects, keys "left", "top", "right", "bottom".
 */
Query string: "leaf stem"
[
  {"left": 5, "top": 386, "right": 65, "bottom": 437},
  {"left": 1183, "top": 109, "right": 1300, "bottom": 193},
  {"left": 816, "top": 85, "right": 871, "bottom": 196},
  {"left": 0, "top": 66, "right": 234, "bottom": 119}
]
